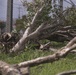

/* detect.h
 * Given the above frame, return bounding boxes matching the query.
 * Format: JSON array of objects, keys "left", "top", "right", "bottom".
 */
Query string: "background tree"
[
  {"left": 15, "top": 15, "right": 28, "bottom": 33},
  {"left": 64, "top": 7, "right": 76, "bottom": 26},
  {"left": 0, "top": 21, "right": 6, "bottom": 34}
]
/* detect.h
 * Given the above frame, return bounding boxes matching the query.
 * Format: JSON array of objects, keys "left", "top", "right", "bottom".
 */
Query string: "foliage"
[
  {"left": 17, "top": 0, "right": 52, "bottom": 32},
  {"left": 0, "top": 21, "right": 5, "bottom": 29},
  {"left": 23, "top": 0, "right": 52, "bottom": 17},
  {"left": 0, "top": 1, "right": 76, "bottom": 75},
  {"left": 31, "top": 55, "right": 76, "bottom": 75},
  {"left": 15, "top": 15, "right": 28, "bottom": 32},
  {"left": 64, "top": 7, "right": 76, "bottom": 26},
  {"left": 24, "top": 0, "right": 52, "bottom": 22},
  {"left": 16, "top": 0, "right": 76, "bottom": 33}
]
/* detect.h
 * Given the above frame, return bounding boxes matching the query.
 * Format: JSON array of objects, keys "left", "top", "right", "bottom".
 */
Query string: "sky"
[
  {"left": 0, "top": 0, "right": 76, "bottom": 21},
  {"left": 0, "top": 0, "right": 26, "bottom": 21}
]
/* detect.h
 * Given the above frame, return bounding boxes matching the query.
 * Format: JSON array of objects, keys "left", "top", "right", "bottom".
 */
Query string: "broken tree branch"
[
  {"left": 40, "top": 42, "right": 51, "bottom": 50},
  {"left": 57, "top": 70, "right": 76, "bottom": 75},
  {"left": 0, "top": 61, "right": 21, "bottom": 75},
  {"left": 10, "top": 23, "right": 47, "bottom": 53},
  {"left": 1, "top": 36, "right": 76, "bottom": 75},
  {"left": 17, "top": 37, "right": 76, "bottom": 68},
  {"left": 26, "top": 5, "right": 45, "bottom": 35},
  {"left": 10, "top": 5, "right": 45, "bottom": 53}
]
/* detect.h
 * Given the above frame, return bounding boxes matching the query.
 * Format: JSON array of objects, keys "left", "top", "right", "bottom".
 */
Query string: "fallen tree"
[
  {"left": 0, "top": 0, "right": 75, "bottom": 53},
  {"left": 0, "top": 36, "right": 76, "bottom": 75},
  {"left": 9, "top": 0, "right": 76, "bottom": 53},
  {"left": 10, "top": 8, "right": 76, "bottom": 53},
  {"left": 0, "top": 0, "right": 76, "bottom": 75}
]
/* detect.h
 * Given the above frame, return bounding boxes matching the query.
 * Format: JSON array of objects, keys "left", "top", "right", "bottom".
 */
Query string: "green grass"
[
  {"left": 31, "top": 57, "right": 76, "bottom": 75},
  {"left": 0, "top": 48, "right": 76, "bottom": 75}
]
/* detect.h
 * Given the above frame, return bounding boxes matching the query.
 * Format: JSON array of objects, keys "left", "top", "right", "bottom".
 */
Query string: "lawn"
[{"left": 0, "top": 48, "right": 76, "bottom": 75}]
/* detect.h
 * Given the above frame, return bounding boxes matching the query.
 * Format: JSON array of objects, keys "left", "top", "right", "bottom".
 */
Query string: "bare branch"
[
  {"left": 69, "top": 0, "right": 76, "bottom": 7},
  {"left": 0, "top": 61, "right": 21, "bottom": 75},
  {"left": 40, "top": 42, "right": 51, "bottom": 50},
  {"left": 57, "top": 70, "right": 76, "bottom": 75},
  {"left": 1, "top": 37, "right": 76, "bottom": 75},
  {"left": 26, "top": 5, "right": 45, "bottom": 34},
  {"left": 64, "top": 0, "right": 72, "bottom": 5},
  {"left": 10, "top": 23, "right": 46, "bottom": 53},
  {"left": 10, "top": 5, "right": 45, "bottom": 53},
  {"left": 66, "top": 37, "right": 76, "bottom": 47},
  {"left": 17, "top": 37, "right": 76, "bottom": 68}
]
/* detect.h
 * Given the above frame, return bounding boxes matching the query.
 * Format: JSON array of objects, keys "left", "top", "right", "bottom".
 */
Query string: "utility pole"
[
  {"left": 18, "top": 6, "right": 22, "bottom": 19},
  {"left": 59, "top": 0, "right": 63, "bottom": 12},
  {"left": 53, "top": 0, "right": 56, "bottom": 9},
  {"left": 52, "top": 0, "right": 56, "bottom": 18},
  {"left": 6, "top": 0, "right": 13, "bottom": 33},
  {"left": 58, "top": 0, "right": 63, "bottom": 23}
]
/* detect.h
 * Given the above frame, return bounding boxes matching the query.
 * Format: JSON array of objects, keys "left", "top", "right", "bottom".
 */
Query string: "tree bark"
[
  {"left": 0, "top": 61, "right": 21, "bottom": 75},
  {"left": 0, "top": 37, "right": 76, "bottom": 75},
  {"left": 10, "top": 23, "right": 46, "bottom": 53},
  {"left": 17, "top": 37, "right": 76, "bottom": 68},
  {"left": 57, "top": 70, "right": 76, "bottom": 75},
  {"left": 10, "top": 6, "right": 45, "bottom": 53}
]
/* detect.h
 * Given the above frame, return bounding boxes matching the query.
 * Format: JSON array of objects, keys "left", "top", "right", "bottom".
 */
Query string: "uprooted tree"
[
  {"left": 0, "top": 0, "right": 76, "bottom": 75},
  {"left": 1, "top": 34, "right": 76, "bottom": 75},
  {"left": 10, "top": 0, "right": 76, "bottom": 52}
]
